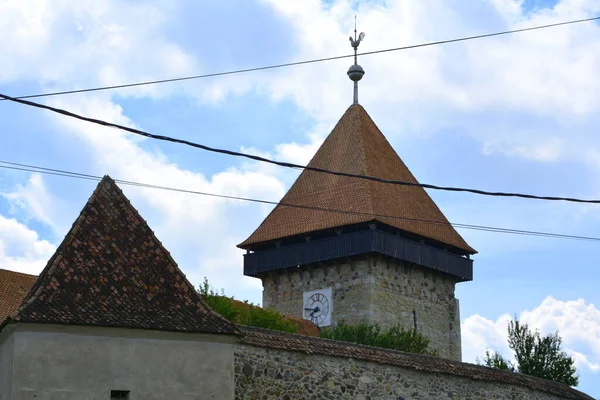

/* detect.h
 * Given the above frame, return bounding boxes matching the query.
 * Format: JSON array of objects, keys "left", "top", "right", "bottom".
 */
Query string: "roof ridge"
[
  {"left": 355, "top": 105, "right": 376, "bottom": 218},
  {"left": 96, "top": 177, "right": 238, "bottom": 333},
  {"left": 12, "top": 176, "right": 113, "bottom": 314},
  {"left": 7, "top": 176, "right": 238, "bottom": 335},
  {"left": 358, "top": 106, "right": 471, "bottom": 249},
  {"left": 358, "top": 107, "right": 475, "bottom": 253}
]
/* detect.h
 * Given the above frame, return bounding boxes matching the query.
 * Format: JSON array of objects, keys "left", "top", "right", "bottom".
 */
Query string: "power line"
[
  {"left": 1, "top": 160, "right": 599, "bottom": 243},
  {"left": 2, "top": 16, "right": 599, "bottom": 101},
  {"left": 2, "top": 92, "right": 600, "bottom": 205}
]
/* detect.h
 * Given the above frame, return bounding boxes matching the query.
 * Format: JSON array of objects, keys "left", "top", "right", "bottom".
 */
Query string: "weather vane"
[{"left": 347, "top": 16, "right": 365, "bottom": 105}]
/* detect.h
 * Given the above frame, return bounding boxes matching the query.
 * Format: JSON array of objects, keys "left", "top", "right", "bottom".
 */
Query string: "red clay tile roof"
[
  {"left": 284, "top": 315, "right": 320, "bottom": 337},
  {"left": 238, "top": 326, "right": 592, "bottom": 400},
  {"left": 0, "top": 269, "right": 37, "bottom": 323},
  {"left": 229, "top": 298, "right": 320, "bottom": 337},
  {"left": 239, "top": 105, "right": 476, "bottom": 254},
  {"left": 5, "top": 176, "right": 237, "bottom": 335}
]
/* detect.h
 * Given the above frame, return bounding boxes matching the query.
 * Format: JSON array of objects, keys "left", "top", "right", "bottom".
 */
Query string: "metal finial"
[{"left": 347, "top": 17, "right": 365, "bottom": 105}]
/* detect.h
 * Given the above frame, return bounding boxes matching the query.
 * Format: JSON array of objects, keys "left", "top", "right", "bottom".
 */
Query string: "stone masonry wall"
[
  {"left": 233, "top": 344, "right": 574, "bottom": 400},
  {"left": 370, "top": 255, "right": 462, "bottom": 361},
  {"left": 261, "top": 254, "right": 461, "bottom": 360}
]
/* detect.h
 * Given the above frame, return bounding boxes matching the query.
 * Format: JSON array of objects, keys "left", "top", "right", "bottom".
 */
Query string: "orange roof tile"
[
  {"left": 0, "top": 269, "right": 37, "bottom": 323},
  {"left": 240, "top": 105, "right": 476, "bottom": 254}
]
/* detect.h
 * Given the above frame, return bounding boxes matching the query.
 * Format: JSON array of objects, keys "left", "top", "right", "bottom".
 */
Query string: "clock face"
[{"left": 303, "top": 288, "right": 332, "bottom": 327}]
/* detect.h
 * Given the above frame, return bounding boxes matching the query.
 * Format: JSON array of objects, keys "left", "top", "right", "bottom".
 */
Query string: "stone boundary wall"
[{"left": 234, "top": 327, "right": 593, "bottom": 400}]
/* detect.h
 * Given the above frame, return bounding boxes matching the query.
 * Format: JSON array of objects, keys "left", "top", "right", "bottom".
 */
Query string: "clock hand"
[{"left": 304, "top": 306, "right": 321, "bottom": 317}]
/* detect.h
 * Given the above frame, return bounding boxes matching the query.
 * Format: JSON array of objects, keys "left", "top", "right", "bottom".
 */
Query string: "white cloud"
[
  {"left": 260, "top": 0, "right": 600, "bottom": 115},
  {"left": 0, "top": 214, "right": 55, "bottom": 275},
  {"left": 489, "top": 0, "right": 524, "bottom": 17},
  {"left": 0, "top": 0, "right": 293, "bottom": 301},
  {"left": 228, "top": 0, "right": 600, "bottom": 169},
  {"left": 0, "top": 0, "right": 196, "bottom": 100},
  {"left": 274, "top": 139, "right": 323, "bottom": 167},
  {"left": 462, "top": 296, "right": 600, "bottom": 373},
  {"left": 462, "top": 313, "right": 513, "bottom": 363},
  {"left": 242, "top": 120, "right": 329, "bottom": 168},
  {"left": 482, "top": 136, "right": 564, "bottom": 162},
  {"left": 2, "top": 174, "right": 58, "bottom": 229},
  {"left": 4, "top": 0, "right": 600, "bottom": 167}
]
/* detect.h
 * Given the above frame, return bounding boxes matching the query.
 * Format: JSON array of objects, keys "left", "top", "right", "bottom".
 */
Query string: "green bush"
[
  {"left": 199, "top": 277, "right": 298, "bottom": 334},
  {"left": 319, "top": 320, "right": 437, "bottom": 355}
]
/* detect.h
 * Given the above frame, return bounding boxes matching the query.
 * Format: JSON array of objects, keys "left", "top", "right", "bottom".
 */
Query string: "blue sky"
[{"left": 1, "top": 0, "right": 599, "bottom": 395}]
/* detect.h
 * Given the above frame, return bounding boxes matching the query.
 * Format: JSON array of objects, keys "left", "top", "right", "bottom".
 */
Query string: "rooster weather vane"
[{"left": 347, "top": 16, "right": 365, "bottom": 105}]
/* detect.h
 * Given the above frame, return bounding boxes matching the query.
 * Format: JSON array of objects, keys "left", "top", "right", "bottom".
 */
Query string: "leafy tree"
[
  {"left": 480, "top": 319, "right": 578, "bottom": 386},
  {"left": 320, "top": 319, "right": 437, "bottom": 355},
  {"left": 481, "top": 350, "right": 515, "bottom": 372}
]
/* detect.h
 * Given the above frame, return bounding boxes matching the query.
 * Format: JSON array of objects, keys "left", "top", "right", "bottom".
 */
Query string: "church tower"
[{"left": 238, "top": 27, "right": 476, "bottom": 361}]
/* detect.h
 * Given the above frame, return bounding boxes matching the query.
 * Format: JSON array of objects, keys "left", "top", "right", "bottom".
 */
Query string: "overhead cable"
[
  {"left": 1, "top": 16, "right": 599, "bottom": 101},
  {"left": 1, "top": 160, "right": 599, "bottom": 243},
  {"left": 1, "top": 93, "right": 599, "bottom": 205}
]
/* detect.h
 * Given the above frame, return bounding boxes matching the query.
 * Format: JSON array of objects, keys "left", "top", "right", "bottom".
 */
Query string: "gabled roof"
[
  {"left": 6, "top": 176, "right": 237, "bottom": 335},
  {"left": 0, "top": 269, "right": 37, "bottom": 322},
  {"left": 239, "top": 105, "right": 476, "bottom": 254}
]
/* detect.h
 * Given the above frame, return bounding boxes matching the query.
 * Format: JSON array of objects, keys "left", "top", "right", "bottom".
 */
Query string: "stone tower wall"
[
  {"left": 260, "top": 254, "right": 462, "bottom": 360},
  {"left": 370, "top": 255, "right": 461, "bottom": 361},
  {"left": 261, "top": 256, "right": 375, "bottom": 326}
]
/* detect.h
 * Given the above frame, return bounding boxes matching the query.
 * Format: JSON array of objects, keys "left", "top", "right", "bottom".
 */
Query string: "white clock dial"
[{"left": 302, "top": 287, "right": 332, "bottom": 327}]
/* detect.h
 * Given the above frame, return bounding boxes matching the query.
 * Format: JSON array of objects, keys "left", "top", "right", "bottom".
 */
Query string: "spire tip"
[{"left": 347, "top": 19, "right": 365, "bottom": 104}]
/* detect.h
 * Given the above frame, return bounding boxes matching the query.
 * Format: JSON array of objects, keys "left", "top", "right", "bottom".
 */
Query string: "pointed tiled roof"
[
  {"left": 5, "top": 176, "right": 237, "bottom": 335},
  {"left": 240, "top": 105, "right": 475, "bottom": 254},
  {"left": 0, "top": 269, "right": 37, "bottom": 322}
]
